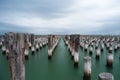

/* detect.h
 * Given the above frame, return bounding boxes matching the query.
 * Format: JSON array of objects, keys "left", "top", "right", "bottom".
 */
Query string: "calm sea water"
[{"left": 0, "top": 38, "right": 120, "bottom": 80}]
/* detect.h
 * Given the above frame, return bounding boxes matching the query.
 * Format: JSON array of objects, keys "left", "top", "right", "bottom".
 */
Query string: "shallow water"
[{"left": 0, "top": 38, "right": 120, "bottom": 80}]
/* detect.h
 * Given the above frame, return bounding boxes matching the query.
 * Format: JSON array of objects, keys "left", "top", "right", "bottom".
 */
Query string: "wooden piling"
[
  {"left": 84, "top": 56, "right": 91, "bottom": 77},
  {"left": 74, "top": 35, "right": 79, "bottom": 65},
  {"left": 6, "top": 32, "right": 25, "bottom": 80},
  {"left": 24, "top": 34, "right": 29, "bottom": 59},
  {"left": 107, "top": 53, "right": 113, "bottom": 67}
]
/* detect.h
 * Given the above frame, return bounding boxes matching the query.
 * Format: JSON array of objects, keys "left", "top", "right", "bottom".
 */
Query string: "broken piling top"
[
  {"left": 98, "top": 72, "right": 114, "bottom": 80},
  {"left": 84, "top": 56, "right": 91, "bottom": 62}
]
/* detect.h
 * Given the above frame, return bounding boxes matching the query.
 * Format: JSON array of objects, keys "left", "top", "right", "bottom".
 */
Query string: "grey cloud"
[
  {"left": 0, "top": 0, "right": 120, "bottom": 35},
  {"left": 0, "top": 0, "right": 72, "bottom": 19}
]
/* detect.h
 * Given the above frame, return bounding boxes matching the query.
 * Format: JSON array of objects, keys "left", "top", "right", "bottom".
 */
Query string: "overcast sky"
[{"left": 0, "top": 0, "right": 120, "bottom": 35}]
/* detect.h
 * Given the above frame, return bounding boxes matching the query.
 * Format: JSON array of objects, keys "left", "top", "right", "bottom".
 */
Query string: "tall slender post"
[{"left": 74, "top": 35, "right": 79, "bottom": 66}]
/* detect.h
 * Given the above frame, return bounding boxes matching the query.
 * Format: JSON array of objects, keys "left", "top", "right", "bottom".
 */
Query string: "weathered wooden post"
[
  {"left": 24, "top": 34, "right": 29, "bottom": 59},
  {"left": 106, "top": 52, "right": 113, "bottom": 67},
  {"left": 7, "top": 32, "right": 25, "bottom": 80},
  {"left": 106, "top": 42, "right": 109, "bottom": 49},
  {"left": 39, "top": 41, "right": 43, "bottom": 49},
  {"left": 68, "top": 35, "right": 72, "bottom": 54},
  {"left": 84, "top": 56, "right": 92, "bottom": 77},
  {"left": 2, "top": 37, "right": 6, "bottom": 54},
  {"left": 95, "top": 42, "right": 98, "bottom": 49},
  {"left": 28, "top": 34, "right": 32, "bottom": 49},
  {"left": 35, "top": 36, "right": 39, "bottom": 51},
  {"left": 48, "top": 35, "right": 59, "bottom": 59},
  {"left": 84, "top": 43, "right": 88, "bottom": 52},
  {"left": 114, "top": 44, "right": 118, "bottom": 52},
  {"left": 74, "top": 35, "right": 79, "bottom": 66},
  {"left": 48, "top": 35, "right": 52, "bottom": 59},
  {"left": 101, "top": 43, "right": 104, "bottom": 51},
  {"left": 89, "top": 45, "right": 93, "bottom": 55},
  {"left": 30, "top": 34, "right": 35, "bottom": 54},
  {"left": 5, "top": 33, "right": 9, "bottom": 59},
  {"left": 109, "top": 45, "right": 113, "bottom": 53},
  {"left": 64, "top": 35, "right": 69, "bottom": 46},
  {"left": 70, "top": 35, "right": 75, "bottom": 59},
  {"left": 96, "top": 48, "right": 101, "bottom": 59}
]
